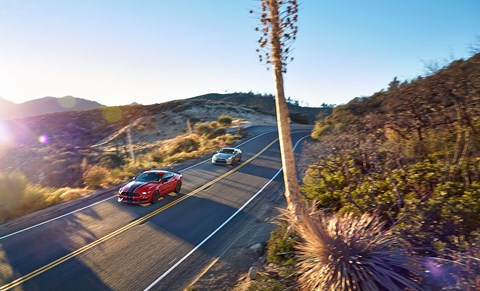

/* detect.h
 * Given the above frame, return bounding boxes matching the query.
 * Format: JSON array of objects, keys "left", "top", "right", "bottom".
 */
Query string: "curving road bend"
[{"left": 0, "top": 125, "right": 311, "bottom": 291}]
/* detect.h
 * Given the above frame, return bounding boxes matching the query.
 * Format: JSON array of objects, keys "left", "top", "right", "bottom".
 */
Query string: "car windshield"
[
  {"left": 219, "top": 149, "right": 235, "bottom": 154},
  {"left": 136, "top": 172, "right": 161, "bottom": 182}
]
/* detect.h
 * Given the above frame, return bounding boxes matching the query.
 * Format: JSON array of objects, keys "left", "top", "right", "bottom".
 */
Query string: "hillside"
[
  {"left": 316, "top": 52, "right": 480, "bottom": 139},
  {"left": 0, "top": 90, "right": 328, "bottom": 190},
  {"left": 293, "top": 53, "right": 480, "bottom": 290},
  {"left": 0, "top": 96, "right": 105, "bottom": 120},
  {"left": 189, "top": 92, "right": 333, "bottom": 124},
  {"left": 0, "top": 97, "right": 279, "bottom": 188}
]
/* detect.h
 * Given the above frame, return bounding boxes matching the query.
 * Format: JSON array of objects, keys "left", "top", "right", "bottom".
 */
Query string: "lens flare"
[
  {"left": 0, "top": 121, "right": 13, "bottom": 159},
  {"left": 424, "top": 257, "right": 444, "bottom": 277},
  {"left": 38, "top": 134, "right": 50, "bottom": 145},
  {"left": 0, "top": 121, "right": 12, "bottom": 145}
]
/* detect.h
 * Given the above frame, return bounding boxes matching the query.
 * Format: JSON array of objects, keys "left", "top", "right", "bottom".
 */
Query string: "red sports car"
[{"left": 118, "top": 170, "right": 182, "bottom": 204}]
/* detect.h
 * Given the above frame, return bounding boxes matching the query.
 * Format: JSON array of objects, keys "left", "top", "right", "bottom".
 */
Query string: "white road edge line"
[
  {"left": 0, "top": 130, "right": 278, "bottom": 241},
  {"left": 144, "top": 134, "right": 310, "bottom": 291},
  {"left": 0, "top": 196, "right": 114, "bottom": 241}
]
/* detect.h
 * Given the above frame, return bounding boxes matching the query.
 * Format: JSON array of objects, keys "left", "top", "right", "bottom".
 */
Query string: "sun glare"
[
  {"left": 38, "top": 134, "right": 50, "bottom": 145},
  {"left": 0, "top": 121, "right": 12, "bottom": 145},
  {"left": 0, "top": 121, "right": 13, "bottom": 159}
]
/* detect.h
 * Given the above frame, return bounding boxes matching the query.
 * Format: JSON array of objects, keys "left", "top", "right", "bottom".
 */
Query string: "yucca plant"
[{"left": 292, "top": 211, "right": 421, "bottom": 291}]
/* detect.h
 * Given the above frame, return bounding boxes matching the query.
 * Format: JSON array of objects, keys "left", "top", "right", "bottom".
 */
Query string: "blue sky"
[{"left": 0, "top": 0, "right": 479, "bottom": 107}]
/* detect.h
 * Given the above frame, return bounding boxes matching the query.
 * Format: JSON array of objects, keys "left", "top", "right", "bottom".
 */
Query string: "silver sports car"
[{"left": 211, "top": 147, "right": 242, "bottom": 165}]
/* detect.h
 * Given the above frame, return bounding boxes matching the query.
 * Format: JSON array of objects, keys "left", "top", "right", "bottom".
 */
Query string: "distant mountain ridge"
[
  {"left": 0, "top": 93, "right": 330, "bottom": 122},
  {"left": 0, "top": 96, "right": 105, "bottom": 120}
]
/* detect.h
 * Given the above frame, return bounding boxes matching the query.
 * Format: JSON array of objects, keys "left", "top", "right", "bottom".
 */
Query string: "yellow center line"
[{"left": 0, "top": 138, "right": 279, "bottom": 291}]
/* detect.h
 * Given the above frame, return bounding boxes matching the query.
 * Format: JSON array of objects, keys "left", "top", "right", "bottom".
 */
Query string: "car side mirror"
[{"left": 162, "top": 178, "right": 168, "bottom": 183}]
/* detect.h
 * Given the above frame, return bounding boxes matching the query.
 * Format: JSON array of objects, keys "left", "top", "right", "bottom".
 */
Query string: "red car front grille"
[{"left": 122, "top": 192, "right": 140, "bottom": 197}]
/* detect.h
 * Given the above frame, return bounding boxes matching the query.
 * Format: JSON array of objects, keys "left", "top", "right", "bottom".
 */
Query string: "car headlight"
[
  {"left": 227, "top": 156, "right": 233, "bottom": 160},
  {"left": 142, "top": 191, "right": 150, "bottom": 195},
  {"left": 118, "top": 188, "right": 123, "bottom": 194}
]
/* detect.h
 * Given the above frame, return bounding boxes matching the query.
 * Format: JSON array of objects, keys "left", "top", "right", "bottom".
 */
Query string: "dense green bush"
[
  {"left": 289, "top": 112, "right": 309, "bottom": 124},
  {"left": 267, "top": 223, "right": 300, "bottom": 267},
  {"left": 302, "top": 152, "right": 480, "bottom": 252}
]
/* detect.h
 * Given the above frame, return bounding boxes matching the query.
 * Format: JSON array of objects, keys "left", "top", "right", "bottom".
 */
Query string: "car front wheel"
[
  {"left": 175, "top": 181, "right": 182, "bottom": 193},
  {"left": 151, "top": 191, "right": 160, "bottom": 204}
]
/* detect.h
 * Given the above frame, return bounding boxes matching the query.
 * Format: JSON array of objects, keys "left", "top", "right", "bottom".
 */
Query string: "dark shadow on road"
[
  {"left": 0, "top": 127, "right": 298, "bottom": 290},
  {"left": 0, "top": 203, "right": 112, "bottom": 290}
]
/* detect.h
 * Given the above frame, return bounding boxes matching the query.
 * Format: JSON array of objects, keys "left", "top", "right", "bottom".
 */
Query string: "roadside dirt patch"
[{"left": 187, "top": 186, "right": 286, "bottom": 291}]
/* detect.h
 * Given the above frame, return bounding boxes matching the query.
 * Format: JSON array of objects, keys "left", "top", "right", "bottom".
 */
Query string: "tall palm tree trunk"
[{"left": 269, "top": 0, "right": 304, "bottom": 219}]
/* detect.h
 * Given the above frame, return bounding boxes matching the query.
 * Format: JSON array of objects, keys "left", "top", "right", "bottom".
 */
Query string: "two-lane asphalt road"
[{"left": 0, "top": 125, "right": 311, "bottom": 290}]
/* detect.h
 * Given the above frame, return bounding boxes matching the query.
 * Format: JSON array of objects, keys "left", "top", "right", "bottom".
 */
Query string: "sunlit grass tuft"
[
  {"left": 83, "top": 165, "right": 109, "bottom": 189},
  {"left": 0, "top": 171, "right": 89, "bottom": 223},
  {"left": 138, "top": 120, "right": 244, "bottom": 170}
]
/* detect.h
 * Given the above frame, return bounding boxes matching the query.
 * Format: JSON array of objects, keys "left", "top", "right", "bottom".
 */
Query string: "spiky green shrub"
[{"left": 294, "top": 212, "right": 421, "bottom": 291}]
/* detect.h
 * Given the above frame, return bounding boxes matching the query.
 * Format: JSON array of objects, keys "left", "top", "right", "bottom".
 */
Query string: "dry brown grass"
[
  {"left": 83, "top": 165, "right": 109, "bottom": 189},
  {"left": 0, "top": 171, "right": 90, "bottom": 223},
  {"left": 291, "top": 210, "right": 421, "bottom": 290}
]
